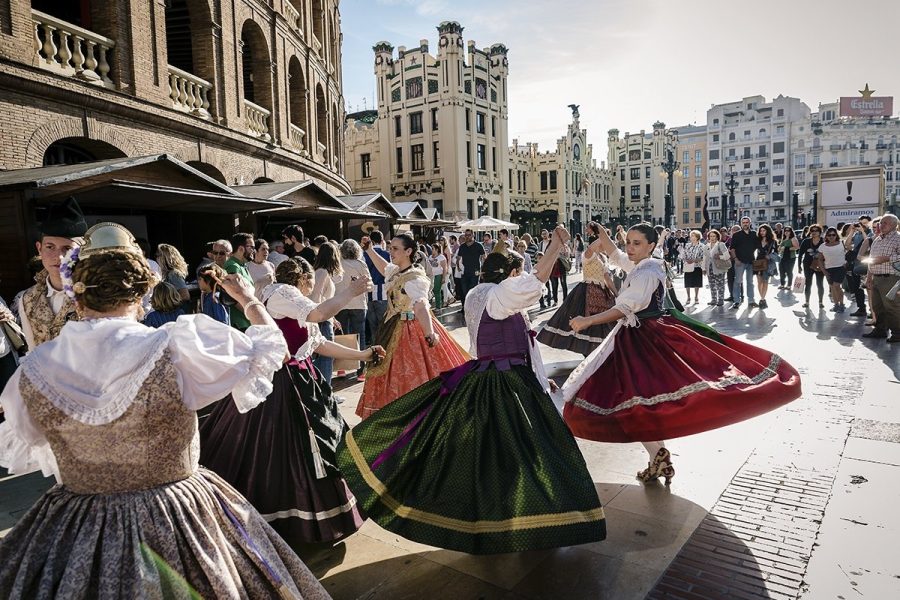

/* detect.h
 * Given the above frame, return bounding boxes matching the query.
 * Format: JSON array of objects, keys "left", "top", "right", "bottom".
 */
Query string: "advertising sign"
[
  {"left": 840, "top": 96, "right": 893, "bottom": 118},
  {"left": 818, "top": 167, "right": 883, "bottom": 227}
]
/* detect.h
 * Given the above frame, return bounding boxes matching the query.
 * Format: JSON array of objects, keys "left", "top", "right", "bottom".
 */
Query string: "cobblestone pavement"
[{"left": 1, "top": 271, "right": 898, "bottom": 599}]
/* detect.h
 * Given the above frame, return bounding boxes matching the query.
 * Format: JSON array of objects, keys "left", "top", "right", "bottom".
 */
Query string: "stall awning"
[{"left": 44, "top": 180, "right": 290, "bottom": 213}]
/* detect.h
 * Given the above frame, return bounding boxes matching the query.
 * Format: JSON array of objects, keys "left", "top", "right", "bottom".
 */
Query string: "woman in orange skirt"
[{"left": 356, "top": 233, "right": 468, "bottom": 419}]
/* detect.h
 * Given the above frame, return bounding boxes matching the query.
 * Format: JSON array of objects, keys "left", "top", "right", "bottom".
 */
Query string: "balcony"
[
  {"left": 312, "top": 34, "right": 323, "bottom": 58},
  {"left": 32, "top": 10, "right": 115, "bottom": 88},
  {"left": 740, "top": 185, "right": 753, "bottom": 192},
  {"left": 755, "top": 168, "right": 769, "bottom": 175},
  {"left": 829, "top": 144, "right": 843, "bottom": 151},
  {"left": 740, "top": 169, "right": 753, "bottom": 175},
  {"left": 876, "top": 143, "right": 888, "bottom": 150},
  {"left": 289, "top": 123, "right": 306, "bottom": 150},
  {"left": 725, "top": 156, "right": 737, "bottom": 162},
  {"left": 809, "top": 163, "right": 820, "bottom": 171},
  {"left": 243, "top": 99, "right": 271, "bottom": 141},
  {"left": 283, "top": 2, "right": 303, "bottom": 36},
  {"left": 167, "top": 66, "right": 212, "bottom": 119},
  {"left": 829, "top": 162, "right": 839, "bottom": 168},
  {"left": 755, "top": 185, "right": 769, "bottom": 191},
  {"left": 810, "top": 145, "right": 823, "bottom": 153},
  {"left": 317, "top": 141, "right": 327, "bottom": 163}
]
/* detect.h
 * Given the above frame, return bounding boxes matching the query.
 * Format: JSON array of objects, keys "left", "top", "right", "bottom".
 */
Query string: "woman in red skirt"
[{"left": 563, "top": 223, "right": 801, "bottom": 485}]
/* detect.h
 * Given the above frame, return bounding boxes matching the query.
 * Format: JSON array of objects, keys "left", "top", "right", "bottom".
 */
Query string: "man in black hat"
[{"left": 17, "top": 197, "right": 87, "bottom": 350}]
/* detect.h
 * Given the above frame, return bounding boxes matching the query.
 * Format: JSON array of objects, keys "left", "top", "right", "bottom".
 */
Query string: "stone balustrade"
[
  {"left": 289, "top": 123, "right": 306, "bottom": 150},
  {"left": 284, "top": 2, "right": 302, "bottom": 34},
  {"left": 244, "top": 99, "right": 271, "bottom": 141},
  {"left": 32, "top": 9, "right": 115, "bottom": 87},
  {"left": 167, "top": 65, "right": 212, "bottom": 119}
]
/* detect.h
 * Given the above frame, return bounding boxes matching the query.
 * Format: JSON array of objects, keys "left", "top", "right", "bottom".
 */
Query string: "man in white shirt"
[
  {"left": 267, "top": 240, "right": 289, "bottom": 267},
  {"left": 16, "top": 197, "right": 87, "bottom": 351}
]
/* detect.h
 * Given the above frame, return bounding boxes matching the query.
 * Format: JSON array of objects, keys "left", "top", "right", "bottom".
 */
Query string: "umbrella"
[{"left": 456, "top": 216, "right": 519, "bottom": 231}]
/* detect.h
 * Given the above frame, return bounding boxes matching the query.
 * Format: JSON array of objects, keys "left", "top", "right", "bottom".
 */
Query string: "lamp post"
[
  {"left": 618, "top": 196, "right": 626, "bottom": 227},
  {"left": 791, "top": 191, "right": 800, "bottom": 229},
  {"left": 723, "top": 169, "right": 738, "bottom": 228},
  {"left": 659, "top": 131, "right": 680, "bottom": 228},
  {"left": 811, "top": 191, "right": 818, "bottom": 224},
  {"left": 642, "top": 194, "right": 651, "bottom": 222}
]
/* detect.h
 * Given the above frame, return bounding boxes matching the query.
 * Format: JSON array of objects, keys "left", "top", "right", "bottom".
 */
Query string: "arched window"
[
  {"left": 311, "top": 0, "right": 324, "bottom": 49},
  {"left": 164, "top": 0, "right": 215, "bottom": 118},
  {"left": 241, "top": 20, "right": 273, "bottom": 140},
  {"left": 186, "top": 161, "right": 226, "bottom": 184},
  {"left": 315, "top": 84, "right": 328, "bottom": 163},
  {"left": 288, "top": 57, "right": 308, "bottom": 150},
  {"left": 43, "top": 138, "right": 125, "bottom": 166},
  {"left": 728, "top": 132, "right": 736, "bottom": 141}
]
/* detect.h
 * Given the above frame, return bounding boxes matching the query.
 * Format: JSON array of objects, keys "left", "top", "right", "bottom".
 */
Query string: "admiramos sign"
[{"left": 840, "top": 84, "right": 893, "bottom": 118}]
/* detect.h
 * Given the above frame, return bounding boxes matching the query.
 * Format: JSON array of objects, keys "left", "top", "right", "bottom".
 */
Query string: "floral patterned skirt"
[{"left": 0, "top": 468, "right": 330, "bottom": 599}]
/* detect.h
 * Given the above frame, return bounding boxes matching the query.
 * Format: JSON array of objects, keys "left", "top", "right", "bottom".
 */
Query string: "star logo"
[{"left": 859, "top": 83, "right": 875, "bottom": 98}]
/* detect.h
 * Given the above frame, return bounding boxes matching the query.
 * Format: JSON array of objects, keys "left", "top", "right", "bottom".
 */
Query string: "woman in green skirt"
[{"left": 336, "top": 225, "right": 605, "bottom": 554}]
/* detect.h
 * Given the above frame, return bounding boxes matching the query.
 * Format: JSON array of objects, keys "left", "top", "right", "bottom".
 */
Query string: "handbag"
[
  {"left": 852, "top": 261, "right": 868, "bottom": 276},
  {"left": 792, "top": 273, "right": 805, "bottom": 292},
  {"left": 558, "top": 254, "right": 572, "bottom": 273},
  {"left": 752, "top": 258, "right": 769, "bottom": 272},
  {"left": 332, "top": 333, "right": 360, "bottom": 374},
  {"left": 1, "top": 321, "right": 27, "bottom": 355},
  {"left": 712, "top": 245, "right": 731, "bottom": 271},
  {"left": 810, "top": 253, "right": 826, "bottom": 274}
]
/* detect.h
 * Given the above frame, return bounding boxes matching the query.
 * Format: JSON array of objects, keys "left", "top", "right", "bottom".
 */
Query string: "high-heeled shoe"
[{"left": 637, "top": 448, "right": 675, "bottom": 485}]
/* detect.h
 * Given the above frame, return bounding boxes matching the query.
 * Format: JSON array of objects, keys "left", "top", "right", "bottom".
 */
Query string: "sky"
[{"left": 340, "top": 0, "right": 899, "bottom": 161}]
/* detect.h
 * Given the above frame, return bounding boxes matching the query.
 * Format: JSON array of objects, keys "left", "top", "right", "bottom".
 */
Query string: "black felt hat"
[{"left": 41, "top": 197, "right": 87, "bottom": 238}]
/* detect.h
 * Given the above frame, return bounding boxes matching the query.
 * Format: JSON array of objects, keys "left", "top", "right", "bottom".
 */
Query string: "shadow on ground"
[{"left": 295, "top": 483, "right": 768, "bottom": 600}]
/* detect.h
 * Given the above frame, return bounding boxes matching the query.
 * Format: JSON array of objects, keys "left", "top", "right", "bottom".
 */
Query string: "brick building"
[{"left": 0, "top": 0, "right": 350, "bottom": 298}]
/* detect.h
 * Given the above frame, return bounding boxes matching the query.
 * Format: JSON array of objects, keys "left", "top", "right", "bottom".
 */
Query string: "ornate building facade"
[
  {"left": 343, "top": 21, "right": 510, "bottom": 221},
  {"left": 0, "top": 0, "right": 348, "bottom": 192},
  {"left": 607, "top": 122, "right": 674, "bottom": 226},
  {"left": 507, "top": 108, "right": 613, "bottom": 237}
]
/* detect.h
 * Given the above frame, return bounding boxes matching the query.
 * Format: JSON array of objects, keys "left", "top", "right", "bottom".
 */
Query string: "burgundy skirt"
[{"left": 564, "top": 313, "right": 801, "bottom": 442}]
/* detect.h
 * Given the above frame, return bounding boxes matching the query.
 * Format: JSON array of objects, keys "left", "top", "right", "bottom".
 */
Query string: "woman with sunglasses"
[
  {"left": 798, "top": 225, "right": 826, "bottom": 308},
  {"left": 820, "top": 226, "right": 848, "bottom": 313}
]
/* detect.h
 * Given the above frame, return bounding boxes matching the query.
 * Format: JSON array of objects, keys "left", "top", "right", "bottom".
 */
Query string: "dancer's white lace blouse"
[
  {"left": 261, "top": 283, "right": 326, "bottom": 361},
  {"left": 0, "top": 314, "right": 286, "bottom": 481}
]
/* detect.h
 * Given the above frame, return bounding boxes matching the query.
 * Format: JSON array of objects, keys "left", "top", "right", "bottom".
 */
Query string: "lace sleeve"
[
  {"left": 263, "top": 284, "right": 316, "bottom": 323},
  {"left": 403, "top": 274, "right": 432, "bottom": 307},
  {"left": 167, "top": 314, "right": 287, "bottom": 413},
  {"left": 613, "top": 268, "right": 659, "bottom": 327},
  {"left": 0, "top": 370, "right": 60, "bottom": 480}
]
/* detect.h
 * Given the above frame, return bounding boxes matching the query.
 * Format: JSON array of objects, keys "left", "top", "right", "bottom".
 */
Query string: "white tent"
[{"left": 456, "top": 216, "right": 519, "bottom": 231}]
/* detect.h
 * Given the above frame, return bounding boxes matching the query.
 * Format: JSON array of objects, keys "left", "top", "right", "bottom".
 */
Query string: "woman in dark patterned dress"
[
  {"left": 538, "top": 222, "right": 617, "bottom": 355},
  {"left": 201, "top": 257, "right": 384, "bottom": 546}
]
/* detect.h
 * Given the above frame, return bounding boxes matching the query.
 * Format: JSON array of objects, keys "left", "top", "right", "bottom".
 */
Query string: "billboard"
[
  {"left": 840, "top": 96, "right": 893, "bottom": 118},
  {"left": 818, "top": 167, "right": 884, "bottom": 227}
]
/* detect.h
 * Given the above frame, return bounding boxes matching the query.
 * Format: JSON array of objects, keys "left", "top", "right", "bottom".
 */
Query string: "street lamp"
[
  {"left": 723, "top": 169, "right": 738, "bottom": 228},
  {"left": 658, "top": 131, "right": 680, "bottom": 228},
  {"left": 618, "top": 196, "right": 626, "bottom": 226},
  {"left": 791, "top": 191, "right": 800, "bottom": 229},
  {"left": 642, "top": 194, "right": 651, "bottom": 222}
]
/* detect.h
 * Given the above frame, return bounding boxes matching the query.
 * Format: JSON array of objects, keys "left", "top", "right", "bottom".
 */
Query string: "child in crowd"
[{"left": 143, "top": 281, "right": 186, "bottom": 328}]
